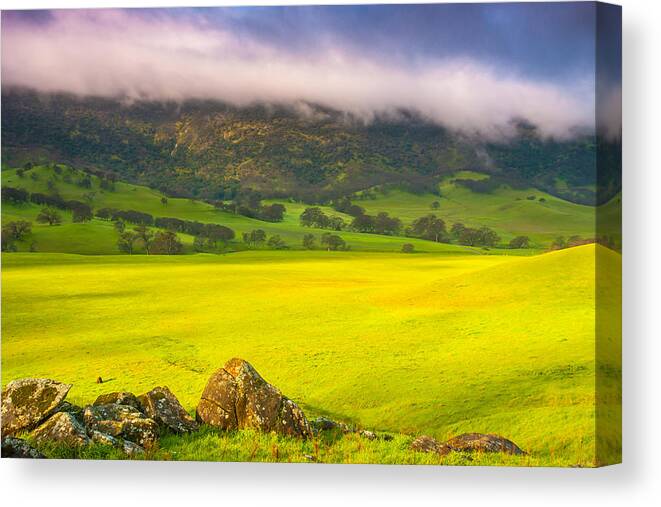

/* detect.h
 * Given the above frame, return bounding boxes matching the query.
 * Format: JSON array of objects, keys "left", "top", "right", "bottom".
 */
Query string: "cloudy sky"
[{"left": 1, "top": 3, "right": 620, "bottom": 138}]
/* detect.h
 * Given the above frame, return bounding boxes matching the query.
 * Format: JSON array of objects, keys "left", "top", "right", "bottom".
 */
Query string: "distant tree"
[
  {"left": 72, "top": 205, "right": 93, "bottom": 223},
  {"left": 134, "top": 225, "right": 154, "bottom": 254},
  {"left": 100, "top": 178, "right": 115, "bottom": 191},
  {"left": 430, "top": 201, "right": 440, "bottom": 210},
  {"left": 450, "top": 222, "right": 466, "bottom": 239},
  {"left": 260, "top": 203, "right": 286, "bottom": 222},
  {"left": 320, "top": 233, "right": 347, "bottom": 251},
  {"left": 113, "top": 219, "right": 126, "bottom": 233},
  {"left": 373, "top": 212, "right": 401, "bottom": 235},
  {"left": 410, "top": 214, "right": 447, "bottom": 242},
  {"left": 2, "top": 220, "right": 32, "bottom": 251},
  {"left": 267, "top": 235, "right": 287, "bottom": 249},
  {"left": 29, "top": 241, "right": 38, "bottom": 252},
  {"left": 193, "top": 236, "right": 206, "bottom": 252},
  {"left": 117, "top": 231, "right": 139, "bottom": 254},
  {"left": 300, "top": 207, "right": 328, "bottom": 228},
  {"left": 3, "top": 220, "right": 32, "bottom": 240},
  {"left": 36, "top": 208, "right": 61, "bottom": 226},
  {"left": 16, "top": 168, "right": 25, "bottom": 179},
  {"left": 23, "top": 162, "right": 33, "bottom": 170},
  {"left": 509, "top": 235, "right": 530, "bottom": 249},
  {"left": 327, "top": 216, "right": 345, "bottom": 231},
  {"left": 243, "top": 229, "right": 266, "bottom": 247},
  {"left": 351, "top": 213, "right": 375, "bottom": 233},
  {"left": 151, "top": 231, "right": 183, "bottom": 255},
  {"left": 2, "top": 187, "right": 30, "bottom": 204},
  {"left": 161, "top": 196, "right": 168, "bottom": 207},
  {"left": 53, "top": 165, "right": 62, "bottom": 175},
  {"left": 401, "top": 243, "right": 415, "bottom": 253},
  {"left": 46, "top": 178, "right": 57, "bottom": 192},
  {"left": 302, "top": 233, "right": 316, "bottom": 249},
  {"left": 477, "top": 227, "right": 500, "bottom": 247},
  {"left": 96, "top": 208, "right": 117, "bottom": 220}
]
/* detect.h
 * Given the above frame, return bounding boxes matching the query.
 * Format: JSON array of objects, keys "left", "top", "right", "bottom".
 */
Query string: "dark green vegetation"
[{"left": 2, "top": 89, "right": 620, "bottom": 205}]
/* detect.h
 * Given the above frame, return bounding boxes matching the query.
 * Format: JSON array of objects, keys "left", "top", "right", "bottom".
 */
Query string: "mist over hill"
[{"left": 1, "top": 88, "right": 616, "bottom": 205}]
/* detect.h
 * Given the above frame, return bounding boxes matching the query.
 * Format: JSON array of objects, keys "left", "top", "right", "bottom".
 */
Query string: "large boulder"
[
  {"left": 138, "top": 386, "right": 198, "bottom": 434},
  {"left": 1, "top": 437, "right": 45, "bottom": 458},
  {"left": 410, "top": 435, "right": 451, "bottom": 455},
  {"left": 83, "top": 404, "right": 158, "bottom": 448},
  {"left": 93, "top": 392, "right": 144, "bottom": 412},
  {"left": 445, "top": 433, "right": 525, "bottom": 455},
  {"left": 1, "top": 378, "right": 72, "bottom": 436},
  {"left": 31, "top": 412, "right": 90, "bottom": 447},
  {"left": 196, "top": 358, "right": 312, "bottom": 438}
]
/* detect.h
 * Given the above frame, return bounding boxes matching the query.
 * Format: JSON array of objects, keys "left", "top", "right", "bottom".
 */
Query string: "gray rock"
[
  {"left": 410, "top": 435, "right": 451, "bottom": 455},
  {"left": 93, "top": 392, "right": 143, "bottom": 412},
  {"left": 196, "top": 358, "right": 312, "bottom": 438},
  {"left": 84, "top": 404, "right": 158, "bottom": 448},
  {"left": 31, "top": 412, "right": 90, "bottom": 447},
  {"left": 445, "top": 433, "right": 525, "bottom": 455},
  {"left": 1, "top": 437, "right": 45, "bottom": 458},
  {"left": 138, "top": 386, "right": 198, "bottom": 434},
  {"left": 89, "top": 430, "right": 145, "bottom": 456},
  {"left": 1, "top": 378, "right": 71, "bottom": 436},
  {"left": 359, "top": 430, "right": 377, "bottom": 440}
]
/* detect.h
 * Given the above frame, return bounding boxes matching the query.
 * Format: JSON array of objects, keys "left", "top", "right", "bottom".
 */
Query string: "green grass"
[{"left": 1, "top": 244, "right": 621, "bottom": 466}]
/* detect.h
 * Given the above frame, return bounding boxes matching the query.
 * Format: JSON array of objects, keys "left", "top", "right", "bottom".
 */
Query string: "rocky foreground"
[{"left": 1, "top": 358, "right": 524, "bottom": 460}]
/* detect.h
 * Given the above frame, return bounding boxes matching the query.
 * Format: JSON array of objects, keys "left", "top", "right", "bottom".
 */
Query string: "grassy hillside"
[
  {"left": 1, "top": 244, "right": 621, "bottom": 466},
  {"left": 354, "top": 171, "right": 600, "bottom": 246},
  {"left": 1, "top": 165, "right": 484, "bottom": 255},
  {"left": 3, "top": 164, "right": 609, "bottom": 254}
]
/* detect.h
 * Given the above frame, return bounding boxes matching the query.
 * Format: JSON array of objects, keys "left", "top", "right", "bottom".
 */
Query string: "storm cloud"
[{"left": 1, "top": 8, "right": 597, "bottom": 139}]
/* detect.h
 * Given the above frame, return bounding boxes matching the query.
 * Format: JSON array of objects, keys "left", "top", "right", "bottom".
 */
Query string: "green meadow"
[
  {"left": 1, "top": 245, "right": 621, "bottom": 466},
  {"left": 1, "top": 164, "right": 621, "bottom": 466}
]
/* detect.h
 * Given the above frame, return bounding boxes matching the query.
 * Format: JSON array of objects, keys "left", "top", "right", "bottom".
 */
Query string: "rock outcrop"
[
  {"left": 31, "top": 412, "right": 90, "bottom": 447},
  {"left": 410, "top": 435, "right": 451, "bottom": 455},
  {"left": 196, "top": 358, "right": 312, "bottom": 438},
  {"left": 445, "top": 433, "right": 525, "bottom": 455},
  {"left": 411, "top": 433, "right": 525, "bottom": 456},
  {"left": 138, "top": 386, "right": 198, "bottom": 434},
  {"left": 93, "top": 392, "right": 144, "bottom": 412},
  {"left": 83, "top": 404, "right": 159, "bottom": 448},
  {"left": 1, "top": 378, "right": 71, "bottom": 436},
  {"left": 1, "top": 437, "right": 45, "bottom": 458}
]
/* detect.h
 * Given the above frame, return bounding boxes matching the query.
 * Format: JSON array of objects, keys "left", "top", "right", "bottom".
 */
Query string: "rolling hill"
[{"left": 0, "top": 244, "right": 621, "bottom": 465}]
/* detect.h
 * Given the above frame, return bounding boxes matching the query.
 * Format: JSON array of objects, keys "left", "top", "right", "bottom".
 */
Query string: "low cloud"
[{"left": 1, "top": 10, "right": 595, "bottom": 139}]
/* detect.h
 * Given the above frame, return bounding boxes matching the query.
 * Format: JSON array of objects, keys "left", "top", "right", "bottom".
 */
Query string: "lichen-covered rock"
[
  {"left": 359, "top": 430, "right": 377, "bottom": 440},
  {"left": 310, "top": 416, "right": 351, "bottom": 433},
  {"left": 196, "top": 368, "right": 238, "bottom": 429},
  {"left": 89, "top": 430, "right": 145, "bottom": 456},
  {"left": 445, "top": 433, "right": 525, "bottom": 455},
  {"left": 31, "top": 412, "right": 90, "bottom": 447},
  {"left": 410, "top": 435, "right": 451, "bottom": 455},
  {"left": 83, "top": 404, "right": 158, "bottom": 448},
  {"left": 1, "top": 437, "right": 45, "bottom": 458},
  {"left": 56, "top": 401, "right": 84, "bottom": 422},
  {"left": 1, "top": 378, "right": 72, "bottom": 436},
  {"left": 196, "top": 358, "right": 312, "bottom": 438},
  {"left": 93, "top": 392, "right": 143, "bottom": 412},
  {"left": 138, "top": 386, "right": 198, "bottom": 434}
]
